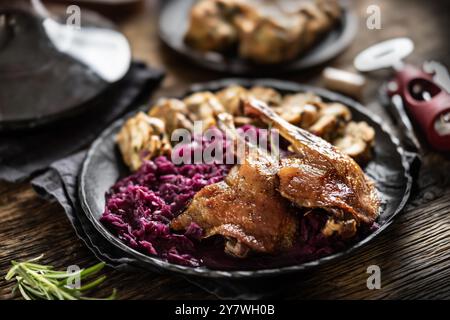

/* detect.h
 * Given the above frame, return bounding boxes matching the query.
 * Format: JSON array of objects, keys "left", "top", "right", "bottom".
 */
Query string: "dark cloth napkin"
[
  {"left": 0, "top": 62, "right": 164, "bottom": 183},
  {"left": 32, "top": 151, "right": 138, "bottom": 270}
]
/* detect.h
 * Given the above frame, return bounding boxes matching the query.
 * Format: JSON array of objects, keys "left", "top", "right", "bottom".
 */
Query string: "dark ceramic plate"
[
  {"left": 158, "top": 0, "right": 357, "bottom": 75},
  {"left": 79, "top": 79, "right": 416, "bottom": 278}
]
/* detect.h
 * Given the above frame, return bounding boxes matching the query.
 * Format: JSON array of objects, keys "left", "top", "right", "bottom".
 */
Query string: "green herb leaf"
[{"left": 4, "top": 255, "right": 116, "bottom": 300}]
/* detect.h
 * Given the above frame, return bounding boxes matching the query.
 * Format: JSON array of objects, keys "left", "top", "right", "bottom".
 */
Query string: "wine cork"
[{"left": 323, "top": 67, "right": 366, "bottom": 100}]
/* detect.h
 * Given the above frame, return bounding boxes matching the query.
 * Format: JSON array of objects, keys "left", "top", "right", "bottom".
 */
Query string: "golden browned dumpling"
[
  {"left": 277, "top": 92, "right": 322, "bottom": 128},
  {"left": 184, "top": 0, "right": 342, "bottom": 64},
  {"left": 215, "top": 85, "right": 249, "bottom": 116},
  {"left": 149, "top": 98, "right": 193, "bottom": 135},
  {"left": 248, "top": 86, "right": 283, "bottom": 106},
  {"left": 183, "top": 91, "right": 226, "bottom": 131},
  {"left": 184, "top": 0, "right": 255, "bottom": 52},
  {"left": 238, "top": 12, "right": 307, "bottom": 64},
  {"left": 308, "top": 102, "right": 351, "bottom": 141},
  {"left": 116, "top": 112, "right": 172, "bottom": 171},
  {"left": 298, "top": 2, "right": 334, "bottom": 48},
  {"left": 332, "top": 121, "right": 376, "bottom": 164}
]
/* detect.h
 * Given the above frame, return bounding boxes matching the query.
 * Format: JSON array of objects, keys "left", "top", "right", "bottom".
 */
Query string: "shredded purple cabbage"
[
  {"left": 101, "top": 156, "right": 232, "bottom": 266},
  {"left": 101, "top": 127, "right": 240, "bottom": 266}
]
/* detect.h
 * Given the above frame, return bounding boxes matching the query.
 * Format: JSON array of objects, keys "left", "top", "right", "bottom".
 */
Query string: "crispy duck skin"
[
  {"left": 171, "top": 115, "right": 298, "bottom": 257},
  {"left": 170, "top": 163, "right": 298, "bottom": 257},
  {"left": 244, "top": 98, "right": 379, "bottom": 225}
]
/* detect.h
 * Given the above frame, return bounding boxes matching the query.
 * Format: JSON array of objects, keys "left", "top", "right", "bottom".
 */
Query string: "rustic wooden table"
[{"left": 1, "top": 0, "right": 449, "bottom": 299}]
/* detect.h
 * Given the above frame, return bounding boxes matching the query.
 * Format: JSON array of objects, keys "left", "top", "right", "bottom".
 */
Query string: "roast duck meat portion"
[
  {"left": 171, "top": 100, "right": 379, "bottom": 257},
  {"left": 171, "top": 113, "right": 298, "bottom": 257},
  {"left": 244, "top": 99, "right": 379, "bottom": 225},
  {"left": 170, "top": 160, "right": 298, "bottom": 258}
]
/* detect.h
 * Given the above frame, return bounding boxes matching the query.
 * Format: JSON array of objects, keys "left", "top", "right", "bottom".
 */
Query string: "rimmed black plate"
[
  {"left": 158, "top": 0, "right": 358, "bottom": 75},
  {"left": 79, "top": 79, "right": 416, "bottom": 278}
]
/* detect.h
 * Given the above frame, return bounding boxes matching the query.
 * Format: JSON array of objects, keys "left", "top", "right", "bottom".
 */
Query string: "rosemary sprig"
[{"left": 5, "top": 255, "right": 116, "bottom": 300}]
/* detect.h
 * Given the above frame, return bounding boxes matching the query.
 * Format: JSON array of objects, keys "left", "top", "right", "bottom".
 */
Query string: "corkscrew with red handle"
[{"left": 354, "top": 38, "right": 450, "bottom": 151}]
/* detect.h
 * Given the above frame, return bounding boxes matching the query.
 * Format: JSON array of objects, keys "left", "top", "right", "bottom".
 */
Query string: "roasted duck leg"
[
  {"left": 244, "top": 98, "right": 379, "bottom": 226},
  {"left": 171, "top": 114, "right": 297, "bottom": 257}
]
